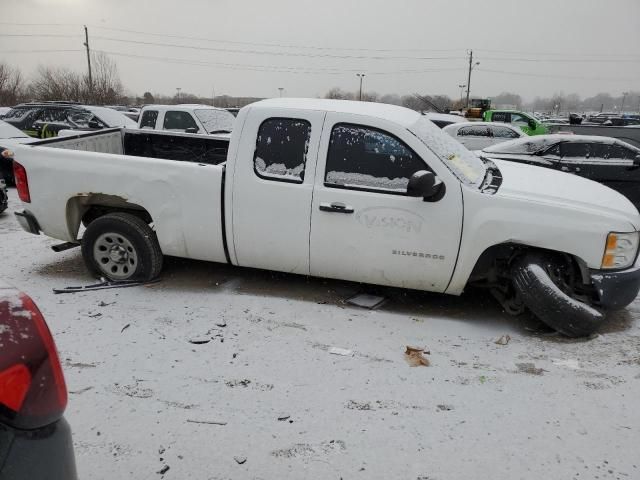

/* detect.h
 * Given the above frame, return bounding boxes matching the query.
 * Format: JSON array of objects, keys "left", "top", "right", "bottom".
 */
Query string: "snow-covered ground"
[{"left": 1, "top": 188, "right": 639, "bottom": 480}]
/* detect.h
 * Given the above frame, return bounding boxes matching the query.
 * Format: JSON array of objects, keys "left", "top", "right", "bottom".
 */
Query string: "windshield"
[
  {"left": 0, "top": 119, "right": 29, "bottom": 139},
  {"left": 409, "top": 116, "right": 486, "bottom": 186},
  {"left": 194, "top": 109, "right": 235, "bottom": 133},
  {"left": 85, "top": 106, "right": 137, "bottom": 128}
]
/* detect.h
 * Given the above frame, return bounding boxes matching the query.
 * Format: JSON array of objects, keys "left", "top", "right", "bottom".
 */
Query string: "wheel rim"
[{"left": 93, "top": 232, "right": 138, "bottom": 280}]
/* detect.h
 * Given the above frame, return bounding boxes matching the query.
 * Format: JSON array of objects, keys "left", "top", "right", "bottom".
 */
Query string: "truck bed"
[{"left": 15, "top": 128, "right": 230, "bottom": 263}]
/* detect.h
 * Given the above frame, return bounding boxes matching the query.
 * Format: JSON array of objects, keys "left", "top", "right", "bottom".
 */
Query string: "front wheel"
[
  {"left": 511, "top": 252, "right": 605, "bottom": 337},
  {"left": 81, "top": 212, "right": 163, "bottom": 281}
]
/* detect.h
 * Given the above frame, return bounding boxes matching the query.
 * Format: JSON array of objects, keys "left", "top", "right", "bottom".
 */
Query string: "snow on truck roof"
[{"left": 250, "top": 98, "right": 422, "bottom": 128}]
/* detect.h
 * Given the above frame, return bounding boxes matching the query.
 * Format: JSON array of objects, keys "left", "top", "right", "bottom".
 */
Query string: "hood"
[{"left": 492, "top": 159, "right": 640, "bottom": 230}]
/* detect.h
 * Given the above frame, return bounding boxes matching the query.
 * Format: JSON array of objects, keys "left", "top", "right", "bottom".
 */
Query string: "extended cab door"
[
  {"left": 229, "top": 108, "right": 325, "bottom": 274},
  {"left": 309, "top": 114, "right": 463, "bottom": 292}
]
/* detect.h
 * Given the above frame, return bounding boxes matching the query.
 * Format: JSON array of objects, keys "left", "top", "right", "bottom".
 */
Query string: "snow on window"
[
  {"left": 254, "top": 118, "right": 311, "bottom": 182},
  {"left": 325, "top": 124, "right": 428, "bottom": 193},
  {"left": 194, "top": 109, "right": 235, "bottom": 133},
  {"left": 409, "top": 117, "right": 485, "bottom": 186}
]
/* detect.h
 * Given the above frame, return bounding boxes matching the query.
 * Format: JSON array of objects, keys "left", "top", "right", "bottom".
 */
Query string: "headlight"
[{"left": 601, "top": 232, "right": 639, "bottom": 269}]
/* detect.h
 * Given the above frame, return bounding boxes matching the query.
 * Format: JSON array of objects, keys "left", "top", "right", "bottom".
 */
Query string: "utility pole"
[
  {"left": 211, "top": 86, "right": 216, "bottom": 106},
  {"left": 465, "top": 50, "right": 473, "bottom": 109},
  {"left": 278, "top": 87, "right": 284, "bottom": 98},
  {"left": 621, "top": 91, "right": 628, "bottom": 113},
  {"left": 458, "top": 84, "right": 466, "bottom": 105},
  {"left": 465, "top": 50, "right": 480, "bottom": 109},
  {"left": 357, "top": 73, "right": 365, "bottom": 101},
  {"left": 176, "top": 87, "right": 181, "bottom": 103},
  {"left": 83, "top": 25, "right": 93, "bottom": 93}
]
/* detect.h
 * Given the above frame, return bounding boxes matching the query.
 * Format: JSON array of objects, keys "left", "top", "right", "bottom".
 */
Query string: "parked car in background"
[
  {"left": 138, "top": 104, "right": 235, "bottom": 135},
  {"left": 0, "top": 120, "right": 37, "bottom": 185},
  {"left": 481, "top": 134, "right": 640, "bottom": 209},
  {"left": 2, "top": 102, "right": 136, "bottom": 138},
  {"left": 483, "top": 109, "right": 548, "bottom": 135},
  {"left": 105, "top": 105, "right": 141, "bottom": 122},
  {"left": 11, "top": 99, "right": 640, "bottom": 337},
  {"left": 423, "top": 112, "right": 466, "bottom": 128},
  {"left": 0, "top": 281, "right": 77, "bottom": 480},
  {"left": 0, "top": 107, "right": 11, "bottom": 118},
  {"left": 443, "top": 122, "right": 525, "bottom": 150}
]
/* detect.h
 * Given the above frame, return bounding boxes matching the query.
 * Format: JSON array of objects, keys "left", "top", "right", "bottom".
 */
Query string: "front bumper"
[
  {"left": 14, "top": 210, "right": 40, "bottom": 235},
  {"left": 591, "top": 266, "right": 640, "bottom": 310}
]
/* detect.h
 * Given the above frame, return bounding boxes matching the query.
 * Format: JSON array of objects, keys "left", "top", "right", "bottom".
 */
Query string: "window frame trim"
[
  {"left": 323, "top": 122, "right": 430, "bottom": 196},
  {"left": 252, "top": 116, "right": 312, "bottom": 185}
]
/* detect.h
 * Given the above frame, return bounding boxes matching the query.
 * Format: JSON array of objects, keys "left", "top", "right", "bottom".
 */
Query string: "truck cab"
[
  {"left": 138, "top": 104, "right": 235, "bottom": 136},
  {"left": 483, "top": 110, "right": 548, "bottom": 136}
]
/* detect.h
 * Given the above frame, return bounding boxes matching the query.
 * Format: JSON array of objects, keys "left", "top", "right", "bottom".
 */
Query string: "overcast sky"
[{"left": 1, "top": 0, "right": 639, "bottom": 101}]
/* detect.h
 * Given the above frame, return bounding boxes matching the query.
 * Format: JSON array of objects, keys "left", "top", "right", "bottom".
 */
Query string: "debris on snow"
[
  {"left": 120, "top": 323, "right": 130, "bottom": 333},
  {"left": 234, "top": 456, "right": 247, "bottom": 465},
  {"left": 437, "top": 404, "right": 454, "bottom": 411},
  {"left": 347, "top": 293, "right": 386, "bottom": 309},
  {"left": 404, "top": 346, "right": 430, "bottom": 367},
  {"left": 215, "top": 320, "right": 227, "bottom": 328},
  {"left": 157, "top": 465, "right": 170, "bottom": 475},
  {"left": 277, "top": 415, "right": 291, "bottom": 421},
  {"left": 329, "top": 347, "right": 354, "bottom": 356},
  {"left": 186, "top": 419, "right": 227, "bottom": 426},
  {"left": 188, "top": 336, "right": 211, "bottom": 345},
  {"left": 552, "top": 358, "right": 581, "bottom": 370},
  {"left": 494, "top": 334, "right": 511, "bottom": 345},
  {"left": 516, "top": 363, "right": 545, "bottom": 376}
]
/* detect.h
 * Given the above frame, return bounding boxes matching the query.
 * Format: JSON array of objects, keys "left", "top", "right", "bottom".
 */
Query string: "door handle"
[{"left": 319, "top": 202, "right": 354, "bottom": 214}]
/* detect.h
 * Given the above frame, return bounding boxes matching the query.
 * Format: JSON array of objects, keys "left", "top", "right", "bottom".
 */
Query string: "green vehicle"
[{"left": 483, "top": 110, "right": 548, "bottom": 136}]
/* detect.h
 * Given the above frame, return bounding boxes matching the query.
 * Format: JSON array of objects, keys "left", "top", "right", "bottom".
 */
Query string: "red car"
[{"left": 0, "top": 281, "right": 77, "bottom": 480}]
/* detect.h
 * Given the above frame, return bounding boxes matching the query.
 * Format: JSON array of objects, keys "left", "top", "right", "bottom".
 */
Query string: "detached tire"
[
  {"left": 81, "top": 212, "right": 163, "bottom": 281},
  {"left": 512, "top": 252, "right": 605, "bottom": 337}
]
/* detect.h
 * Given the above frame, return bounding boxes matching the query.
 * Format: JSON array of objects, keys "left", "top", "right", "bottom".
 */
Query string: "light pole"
[
  {"left": 176, "top": 87, "right": 181, "bottom": 103},
  {"left": 621, "top": 92, "right": 629, "bottom": 113},
  {"left": 211, "top": 86, "right": 216, "bottom": 107},
  {"left": 357, "top": 73, "right": 366, "bottom": 101},
  {"left": 278, "top": 87, "right": 284, "bottom": 98}
]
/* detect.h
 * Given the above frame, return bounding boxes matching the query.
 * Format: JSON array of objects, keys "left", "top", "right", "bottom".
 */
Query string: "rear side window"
[
  {"left": 254, "top": 118, "right": 311, "bottom": 183},
  {"left": 325, "top": 123, "right": 427, "bottom": 194},
  {"left": 163, "top": 111, "right": 199, "bottom": 131},
  {"left": 140, "top": 110, "right": 158, "bottom": 129},
  {"left": 458, "top": 125, "right": 490, "bottom": 137},
  {"left": 561, "top": 143, "right": 591, "bottom": 158},
  {"left": 610, "top": 144, "right": 638, "bottom": 160},
  {"left": 491, "top": 112, "right": 508, "bottom": 122},
  {"left": 492, "top": 126, "right": 519, "bottom": 138}
]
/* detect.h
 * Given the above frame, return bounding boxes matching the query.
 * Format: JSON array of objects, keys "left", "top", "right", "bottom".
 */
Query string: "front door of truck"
[
  {"left": 230, "top": 108, "right": 325, "bottom": 274},
  {"left": 309, "top": 114, "right": 463, "bottom": 292}
]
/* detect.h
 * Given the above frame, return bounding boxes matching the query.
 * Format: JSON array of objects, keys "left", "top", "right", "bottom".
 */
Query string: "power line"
[
  {"left": 94, "top": 49, "right": 465, "bottom": 76},
  {"left": 0, "top": 33, "right": 80, "bottom": 38},
  {"left": 0, "top": 49, "right": 83, "bottom": 53},
  {"left": 481, "top": 56, "right": 640, "bottom": 64},
  {"left": 91, "top": 36, "right": 465, "bottom": 61},
  {"left": 476, "top": 67, "right": 638, "bottom": 82}
]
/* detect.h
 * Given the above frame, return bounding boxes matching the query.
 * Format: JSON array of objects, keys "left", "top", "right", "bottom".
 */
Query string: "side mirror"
[
  {"left": 527, "top": 119, "right": 537, "bottom": 130},
  {"left": 407, "top": 170, "right": 446, "bottom": 202},
  {"left": 185, "top": 127, "right": 198, "bottom": 134},
  {"left": 88, "top": 120, "right": 102, "bottom": 129}
]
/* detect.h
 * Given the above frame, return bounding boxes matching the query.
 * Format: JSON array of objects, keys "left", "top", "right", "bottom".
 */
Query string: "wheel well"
[
  {"left": 66, "top": 194, "right": 153, "bottom": 239},
  {"left": 468, "top": 243, "right": 590, "bottom": 286}
]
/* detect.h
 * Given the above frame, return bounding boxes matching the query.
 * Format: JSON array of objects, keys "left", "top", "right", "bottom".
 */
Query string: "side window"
[
  {"left": 491, "top": 112, "right": 508, "bottom": 123},
  {"left": 325, "top": 123, "right": 427, "bottom": 194},
  {"left": 561, "top": 143, "right": 591, "bottom": 158},
  {"left": 492, "top": 126, "right": 519, "bottom": 138},
  {"left": 163, "top": 111, "right": 199, "bottom": 131},
  {"left": 140, "top": 110, "right": 158, "bottom": 129},
  {"left": 254, "top": 118, "right": 311, "bottom": 183},
  {"left": 610, "top": 144, "right": 637, "bottom": 160},
  {"left": 458, "top": 125, "right": 489, "bottom": 137},
  {"left": 510, "top": 113, "right": 530, "bottom": 126},
  {"left": 543, "top": 143, "right": 561, "bottom": 157}
]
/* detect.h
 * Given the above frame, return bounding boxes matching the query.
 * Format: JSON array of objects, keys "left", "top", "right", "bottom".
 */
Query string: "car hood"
[{"left": 492, "top": 159, "right": 640, "bottom": 230}]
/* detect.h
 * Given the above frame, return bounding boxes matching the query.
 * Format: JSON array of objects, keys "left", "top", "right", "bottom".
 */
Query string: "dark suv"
[{"left": 3, "top": 101, "right": 135, "bottom": 138}]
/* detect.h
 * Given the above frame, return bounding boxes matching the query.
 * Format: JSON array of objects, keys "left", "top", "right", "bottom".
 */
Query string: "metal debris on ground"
[
  {"left": 329, "top": 347, "right": 354, "bottom": 356},
  {"left": 186, "top": 419, "right": 227, "bottom": 426},
  {"left": 53, "top": 278, "right": 161, "bottom": 294},
  {"left": 346, "top": 293, "right": 386, "bottom": 309},
  {"left": 404, "top": 346, "right": 430, "bottom": 367},
  {"left": 495, "top": 334, "right": 511, "bottom": 345}
]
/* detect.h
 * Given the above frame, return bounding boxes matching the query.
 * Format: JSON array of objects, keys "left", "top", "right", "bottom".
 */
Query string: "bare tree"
[
  {"left": 28, "top": 65, "right": 84, "bottom": 102},
  {"left": 324, "top": 87, "right": 355, "bottom": 100},
  {"left": 0, "top": 63, "right": 25, "bottom": 106},
  {"left": 87, "top": 52, "right": 124, "bottom": 104}
]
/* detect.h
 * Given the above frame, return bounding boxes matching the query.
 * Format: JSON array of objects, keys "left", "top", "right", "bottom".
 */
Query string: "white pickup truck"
[{"left": 11, "top": 99, "right": 640, "bottom": 337}]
